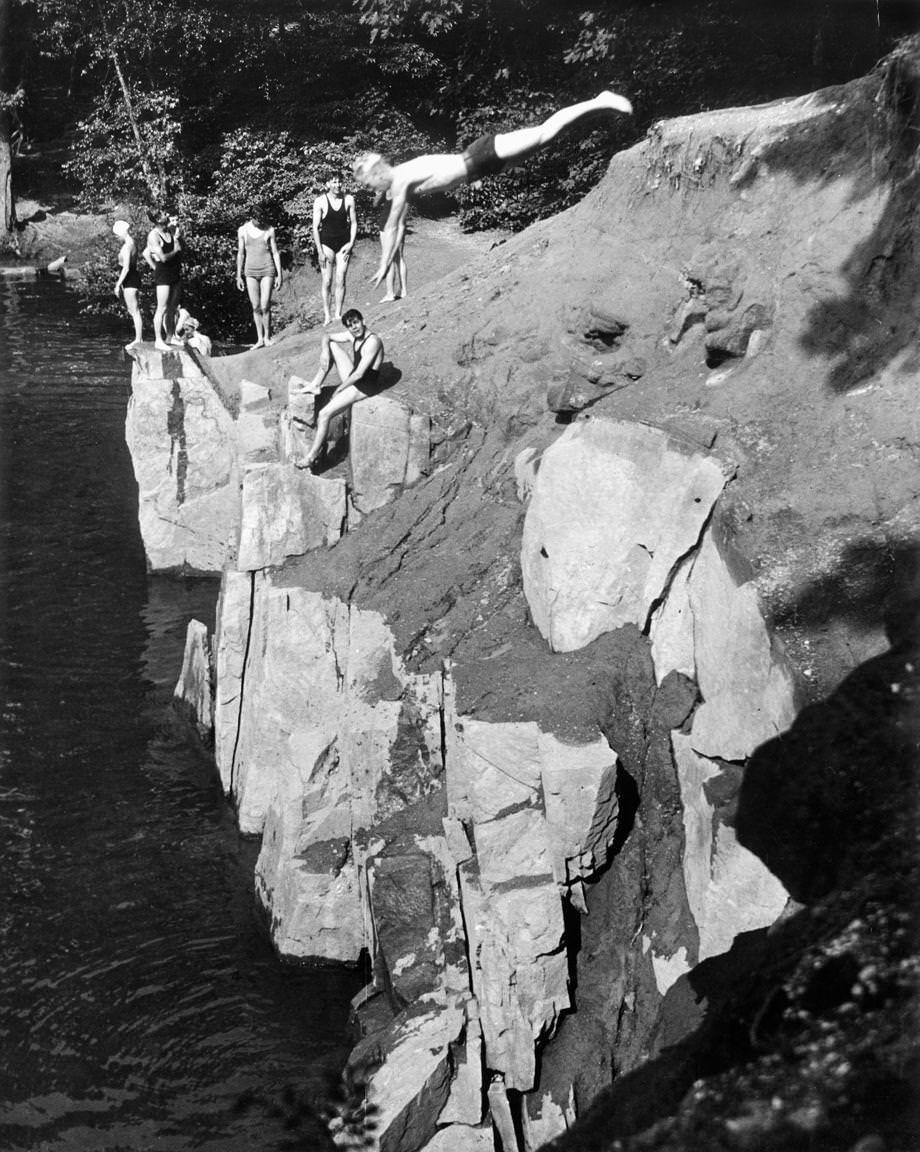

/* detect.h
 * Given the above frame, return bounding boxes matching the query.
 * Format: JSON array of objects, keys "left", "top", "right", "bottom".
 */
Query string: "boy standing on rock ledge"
[
  {"left": 291, "top": 309, "right": 384, "bottom": 469},
  {"left": 354, "top": 89, "right": 633, "bottom": 288}
]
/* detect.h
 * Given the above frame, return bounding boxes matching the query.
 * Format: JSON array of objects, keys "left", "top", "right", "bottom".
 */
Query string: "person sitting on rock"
[
  {"left": 175, "top": 308, "right": 212, "bottom": 357},
  {"left": 294, "top": 308, "right": 384, "bottom": 469},
  {"left": 354, "top": 89, "right": 633, "bottom": 287}
]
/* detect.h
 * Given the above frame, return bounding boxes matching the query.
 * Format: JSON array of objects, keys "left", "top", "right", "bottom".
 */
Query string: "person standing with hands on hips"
[
  {"left": 312, "top": 174, "right": 357, "bottom": 325},
  {"left": 236, "top": 206, "right": 283, "bottom": 348}
]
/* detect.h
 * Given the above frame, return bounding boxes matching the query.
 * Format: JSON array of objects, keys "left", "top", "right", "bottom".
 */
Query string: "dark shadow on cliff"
[
  {"left": 738, "top": 581, "right": 920, "bottom": 903},
  {"left": 731, "top": 37, "right": 920, "bottom": 394},
  {"left": 770, "top": 537, "right": 920, "bottom": 639},
  {"left": 545, "top": 589, "right": 919, "bottom": 1152}
]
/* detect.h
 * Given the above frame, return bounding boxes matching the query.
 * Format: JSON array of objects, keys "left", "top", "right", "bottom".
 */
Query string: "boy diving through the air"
[{"left": 354, "top": 90, "right": 633, "bottom": 287}]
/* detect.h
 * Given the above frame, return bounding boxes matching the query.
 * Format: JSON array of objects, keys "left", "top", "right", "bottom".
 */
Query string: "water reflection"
[{"left": 0, "top": 279, "right": 356, "bottom": 1150}]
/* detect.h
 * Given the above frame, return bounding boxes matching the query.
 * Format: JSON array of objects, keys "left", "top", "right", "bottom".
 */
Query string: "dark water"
[{"left": 0, "top": 278, "right": 359, "bottom": 1151}]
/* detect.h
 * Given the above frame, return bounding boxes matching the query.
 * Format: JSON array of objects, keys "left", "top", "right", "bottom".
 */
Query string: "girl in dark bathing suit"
[
  {"left": 112, "top": 219, "right": 144, "bottom": 350},
  {"left": 144, "top": 209, "right": 183, "bottom": 352},
  {"left": 312, "top": 174, "right": 357, "bottom": 325}
]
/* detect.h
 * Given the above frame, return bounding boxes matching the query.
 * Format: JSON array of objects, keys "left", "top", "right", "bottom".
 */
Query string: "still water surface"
[{"left": 0, "top": 278, "right": 359, "bottom": 1150}]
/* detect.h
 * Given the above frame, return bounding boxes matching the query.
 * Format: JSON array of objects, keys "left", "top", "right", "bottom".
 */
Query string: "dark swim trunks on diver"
[{"left": 461, "top": 134, "right": 508, "bottom": 181}]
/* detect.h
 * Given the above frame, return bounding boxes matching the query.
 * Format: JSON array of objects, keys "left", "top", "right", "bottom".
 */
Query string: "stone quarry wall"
[
  {"left": 147, "top": 54, "right": 920, "bottom": 1152},
  {"left": 160, "top": 349, "right": 794, "bottom": 1150}
]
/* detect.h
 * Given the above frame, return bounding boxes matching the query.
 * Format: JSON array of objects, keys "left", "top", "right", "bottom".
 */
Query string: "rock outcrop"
[{"left": 147, "top": 44, "right": 919, "bottom": 1152}]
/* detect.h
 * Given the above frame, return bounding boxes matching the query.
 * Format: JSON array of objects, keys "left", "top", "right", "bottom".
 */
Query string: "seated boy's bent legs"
[
  {"left": 328, "top": 341, "right": 354, "bottom": 385},
  {"left": 305, "top": 383, "right": 366, "bottom": 466}
]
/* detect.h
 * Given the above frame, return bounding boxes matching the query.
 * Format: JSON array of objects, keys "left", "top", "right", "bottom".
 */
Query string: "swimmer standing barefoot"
[{"left": 112, "top": 219, "right": 144, "bottom": 350}]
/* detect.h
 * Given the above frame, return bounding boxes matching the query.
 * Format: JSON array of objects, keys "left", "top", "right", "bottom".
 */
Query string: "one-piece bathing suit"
[
  {"left": 243, "top": 226, "right": 275, "bottom": 279},
  {"left": 153, "top": 231, "right": 181, "bottom": 287},
  {"left": 318, "top": 194, "right": 351, "bottom": 253},
  {"left": 122, "top": 247, "right": 142, "bottom": 291},
  {"left": 352, "top": 333, "right": 383, "bottom": 393}
]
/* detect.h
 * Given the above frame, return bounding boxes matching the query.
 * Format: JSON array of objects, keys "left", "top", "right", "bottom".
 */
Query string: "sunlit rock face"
[
  {"left": 166, "top": 403, "right": 793, "bottom": 1152},
  {"left": 125, "top": 349, "right": 240, "bottom": 571},
  {"left": 520, "top": 420, "right": 729, "bottom": 652}
]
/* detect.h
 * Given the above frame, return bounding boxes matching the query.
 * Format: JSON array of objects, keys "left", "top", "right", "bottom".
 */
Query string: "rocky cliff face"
[{"left": 142, "top": 46, "right": 919, "bottom": 1152}]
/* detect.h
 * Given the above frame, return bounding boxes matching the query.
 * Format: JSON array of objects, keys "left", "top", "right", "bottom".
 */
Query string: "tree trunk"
[
  {"left": 95, "top": 2, "right": 163, "bottom": 202},
  {"left": 0, "top": 0, "right": 17, "bottom": 247},
  {"left": 109, "top": 47, "right": 164, "bottom": 202}
]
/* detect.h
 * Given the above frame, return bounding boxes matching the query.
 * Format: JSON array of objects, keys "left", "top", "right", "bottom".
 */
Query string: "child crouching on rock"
[{"left": 175, "top": 308, "right": 212, "bottom": 356}]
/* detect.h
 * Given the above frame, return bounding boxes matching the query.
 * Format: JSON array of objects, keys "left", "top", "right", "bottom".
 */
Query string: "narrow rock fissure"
[{"left": 228, "top": 570, "right": 257, "bottom": 794}]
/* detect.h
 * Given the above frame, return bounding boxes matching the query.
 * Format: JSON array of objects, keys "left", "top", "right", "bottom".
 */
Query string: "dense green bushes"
[{"left": 16, "top": 0, "right": 915, "bottom": 335}]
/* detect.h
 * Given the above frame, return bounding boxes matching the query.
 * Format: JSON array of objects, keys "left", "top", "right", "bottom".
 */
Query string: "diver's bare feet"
[
  {"left": 597, "top": 90, "right": 633, "bottom": 115},
  {"left": 249, "top": 340, "right": 265, "bottom": 349},
  {"left": 154, "top": 341, "right": 171, "bottom": 352},
  {"left": 380, "top": 294, "right": 397, "bottom": 302},
  {"left": 264, "top": 336, "right": 274, "bottom": 346},
  {"left": 124, "top": 340, "right": 141, "bottom": 352}
]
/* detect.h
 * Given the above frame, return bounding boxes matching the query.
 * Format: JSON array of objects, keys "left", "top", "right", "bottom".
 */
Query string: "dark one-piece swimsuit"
[
  {"left": 318, "top": 195, "right": 351, "bottom": 253},
  {"left": 122, "top": 248, "right": 142, "bottom": 291},
  {"left": 352, "top": 333, "right": 382, "bottom": 393},
  {"left": 153, "top": 231, "right": 181, "bottom": 287}
]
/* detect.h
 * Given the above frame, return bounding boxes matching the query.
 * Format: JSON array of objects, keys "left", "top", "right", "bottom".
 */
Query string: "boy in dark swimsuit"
[
  {"left": 353, "top": 89, "right": 633, "bottom": 288},
  {"left": 292, "top": 309, "right": 384, "bottom": 468},
  {"left": 311, "top": 175, "right": 357, "bottom": 325}
]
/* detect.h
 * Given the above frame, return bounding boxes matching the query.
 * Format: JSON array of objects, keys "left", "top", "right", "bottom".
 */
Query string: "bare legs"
[
  {"left": 153, "top": 283, "right": 181, "bottom": 352},
  {"left": 379, "top": 232, "right": 406, "bottom": 302},
  {"left": 245, "top": 275, "right": 275, "bottom": 347},
  {"left": 302, "top": 340, "right": 361, "bottom": 467},
  {"left": 320, "top": 247, "right": 351, "bottom": 324},
  {"left": 122, "top": 287, "right": 143, "bottom": 349},
  {"left": 493, "top": 90, "right": 632, "bottom": 163}
]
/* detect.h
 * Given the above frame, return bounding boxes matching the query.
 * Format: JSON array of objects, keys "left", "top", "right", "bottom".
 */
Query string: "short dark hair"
[{"left": 341, "top": 308, "right": 363, "bottom": 325}]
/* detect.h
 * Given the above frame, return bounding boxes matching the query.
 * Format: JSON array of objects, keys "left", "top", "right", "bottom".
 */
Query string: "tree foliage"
[{"left": 11, "top": 0, "right": 917, "bottom": 326}]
